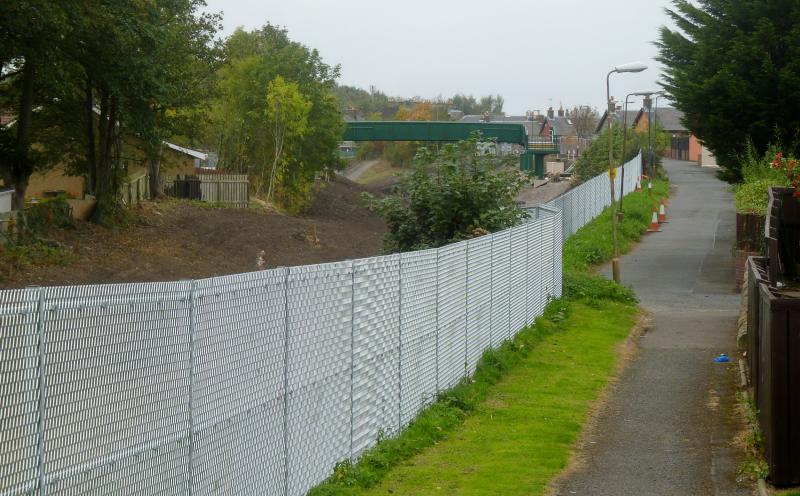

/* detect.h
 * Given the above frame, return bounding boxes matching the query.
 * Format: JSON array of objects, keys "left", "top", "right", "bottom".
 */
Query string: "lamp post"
[
  {"left": 620, "top": 89, "right": 658, "bottom": 214},
  {"left": 653, "top": 91, "right": 666, "bottom": 170},
  {"left": 606, "top": 62, "right": 647, "bottom": 283}
]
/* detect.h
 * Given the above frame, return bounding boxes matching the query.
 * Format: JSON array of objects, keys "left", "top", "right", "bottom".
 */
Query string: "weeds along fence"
[{"left": 0, "top": 155, "right": 640, "bottom": 496}]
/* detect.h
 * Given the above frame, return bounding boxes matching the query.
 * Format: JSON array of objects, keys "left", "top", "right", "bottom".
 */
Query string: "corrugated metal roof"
[{"left": 164, "top": 141, "right": 208, "bottom": 160}]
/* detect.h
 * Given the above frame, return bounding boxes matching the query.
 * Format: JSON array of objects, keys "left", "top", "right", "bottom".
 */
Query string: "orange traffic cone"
[
  {"left": 647, "top": 207, "right": 661, "bottom": 232},
  {"left": 658, "top": 200, "right": 668, "bottom": 223},
  {"left": 635, "top": 177, "right": 642, "bottom": 192}
]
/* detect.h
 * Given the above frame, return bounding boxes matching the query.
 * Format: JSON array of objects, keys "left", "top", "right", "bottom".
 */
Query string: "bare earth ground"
[{"left": 2, "top": 176, "right": 386, "bottom": 288}]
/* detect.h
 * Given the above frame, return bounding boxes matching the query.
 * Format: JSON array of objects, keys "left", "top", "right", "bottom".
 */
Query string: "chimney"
[
  {"left": 547, "top": 106, "right": 555, "bottom": 119},
  {"left": 557, "top": 105, "right": 565, "bottom": 117}
]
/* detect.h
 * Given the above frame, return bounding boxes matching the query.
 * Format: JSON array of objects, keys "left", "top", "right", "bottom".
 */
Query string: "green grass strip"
[
  {"left": 354, "top": 300, "right": 636, "bottom": 496},
  {"left": 309, "top": 179, "right": 669, "bottom": 496}
]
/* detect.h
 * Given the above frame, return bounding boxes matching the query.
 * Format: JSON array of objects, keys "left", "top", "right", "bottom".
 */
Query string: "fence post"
[
  {"left": 33, "top": 287, "right": 45, "bottom": 496},
  {"left": 187, "top": 280, "right": 197, "bottom": 496},
  {"left": 282, "top": 267, "right": 291, "bottom": 496},
  {"left": 348, "top": 262, "right": 355, "bottom": 461},
  {"left": 525, "top": 221, "right": 531, "bottom": 326},
  {"left": 397, "top": 254, "right": 403, "bottom": 432},
  {"left": 488, "top": 235, "right": 493, "bottom": 347},
  {"left": 553, "top": 213, "right": 560, "bottom": 298},
  {"left": 464, "top": 242, "right": 469, "bottom": 378},
  {"left": 434, "top": 249, "right": 440, "bottom": 394},
  {"left": 507, "top": 230, "right": 512, "bottom": 339}
]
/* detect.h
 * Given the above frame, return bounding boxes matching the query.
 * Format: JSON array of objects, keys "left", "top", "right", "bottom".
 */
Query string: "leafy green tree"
[
  {"left": 263, "top": 76, "right": 311, "bottom": 204},
  {"left": 575, "top": 125, "right": 642, "bottom": 180},
  {"left": 333, "top": 84, "right": 389, "bottom": 116},
  {"left": 451, "top": 93, "right": 504, "bottom": 115},
  {"left": 0, "top": 0, "right": 218, "bottom": 222},
  {"left": 364, "top": 135, "right": 527, "bottom": 252},
  {"left": 657, "top": 0, "right": 800, "bottom": 182},
  {"left": 0, "top": 1, "right": 74, "bottom": 210},
  {"left": 209, "top": 25, "right": 343, "bottom": 210}
]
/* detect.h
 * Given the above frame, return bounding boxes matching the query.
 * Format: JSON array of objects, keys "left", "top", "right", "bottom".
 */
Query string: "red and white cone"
[
  {"left": 635, "top": 176, "right": 642, "bottom": 192},
  {"left": 658, "top": 200, "right": 668, "bottom": 223},
  {"left": 647, "top": 207, "right": 661, "bottom": 232}
]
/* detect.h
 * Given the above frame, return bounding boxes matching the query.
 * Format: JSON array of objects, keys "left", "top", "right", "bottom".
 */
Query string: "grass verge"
[
  {"left": 735, "top": 391, "right": 769, "bottom": 482},
  {"left": 309, "top": 179, "right": 669, "bottom": 496}
]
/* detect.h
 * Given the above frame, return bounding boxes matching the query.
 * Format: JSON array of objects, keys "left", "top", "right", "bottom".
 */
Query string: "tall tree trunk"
[
  {"left": 147, "top": 140, "right": 163, "bottom": 198},
  {"left": 11, "top": 59, "right": 36, "bottom": 211},
  {"left": 148, "top": 156, "right": 163, "bottom": 199},
  {"left": 94, "top": 90, "right": 119, "bottom": 222},
  {"left": 84, "top": 73, "right": 97, "bottom": 195}
]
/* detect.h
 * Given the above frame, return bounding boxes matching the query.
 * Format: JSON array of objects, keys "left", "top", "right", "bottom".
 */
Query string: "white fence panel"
[
  {"left": 286, "top": 262, "right": 352, "bottom": 496},
  {"left": 489, "top": 230, "right": 511, "bottom": 347},
  {"left": 509, "top": 225, "right": 528, "bottom": 333},
  {"left": 192, "top": 269, "right": 286, "bottom": 495},
  {"left": 436, "top": 242, "right": 467, "bottom": 390},
  {"left": 40, "top": 281, "right": 192, "bottom": 494},
  {"left": 0, "top": 289, "right": 40, "bottom": 495},
  {"left": 399, "top": 249, "right": 438, "bottom": 427},
  {"left": 465, "top": 235, "right": 493, "bottom": 375},
  {"left": 352, "top": 255, "right": 401, "bottom": 457}
]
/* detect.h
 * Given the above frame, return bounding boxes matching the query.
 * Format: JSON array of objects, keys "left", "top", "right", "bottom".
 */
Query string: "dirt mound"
[{"left": 3, "top": 177, "right": 386, "bottom": 288}]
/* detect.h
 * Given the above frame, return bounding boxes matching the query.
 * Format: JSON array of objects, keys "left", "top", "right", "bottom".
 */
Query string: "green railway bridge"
[{"left": 343, "top": 121, "right": 560, "bottom": 177}]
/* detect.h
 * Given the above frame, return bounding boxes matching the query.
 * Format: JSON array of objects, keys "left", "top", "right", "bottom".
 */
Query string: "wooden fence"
[
  {"left": 122, "top": 171, "right": 150, "bottom": 206},
  {"left": 165, "top": 174, "right": 249, "bottom": 208},
  {"left": 745, "top": 188, "right": 800, "bottom": 486}
]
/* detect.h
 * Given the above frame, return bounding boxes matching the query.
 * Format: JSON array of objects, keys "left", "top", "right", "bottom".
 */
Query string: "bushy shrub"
[
  {"left": 363, "top": 135, "right": 527, "bottom": 252},
  {"left": 734, "top": 142, "right": 790, "bottom": 215},
  {"left": 17, "top": 196, "right": 73, "bottom": 240}
]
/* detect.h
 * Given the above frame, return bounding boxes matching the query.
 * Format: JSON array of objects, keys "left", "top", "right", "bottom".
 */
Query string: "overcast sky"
[{"left": 203, "top": 0, "right": 676, "bottom": 115}]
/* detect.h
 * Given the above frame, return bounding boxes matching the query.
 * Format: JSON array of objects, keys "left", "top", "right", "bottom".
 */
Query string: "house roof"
[
  {"left": 541, "top": 116, "right": 576, "bottom": 137},
  {"left": 654, "top": 107, "right": 687, "bottom": 132},
  {"left": 595, "top": 109, "right": 645, "bottom": 134}
]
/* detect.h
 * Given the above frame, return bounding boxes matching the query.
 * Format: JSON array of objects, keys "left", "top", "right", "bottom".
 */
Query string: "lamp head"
[
  {"left": 632, "top": 88, "right": 659, "bottom": 96},
  {"left": 614, "top": 62, "right": 648, "bottom": 74}
]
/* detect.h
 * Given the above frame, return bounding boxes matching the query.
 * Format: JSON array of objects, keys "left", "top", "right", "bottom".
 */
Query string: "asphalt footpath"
[{"left": 553, "top": 159, "right": 752, "bottom": 495}]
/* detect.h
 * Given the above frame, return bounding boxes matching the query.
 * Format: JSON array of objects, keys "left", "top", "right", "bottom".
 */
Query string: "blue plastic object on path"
[{"left": 714, "top": 353, "right": 730, "bottom": 363}]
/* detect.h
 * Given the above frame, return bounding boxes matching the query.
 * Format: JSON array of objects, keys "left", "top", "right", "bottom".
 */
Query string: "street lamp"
[
  {"left": 653, "top": 91, "right": 667, "bottom": 169},
  {"left": 643, "top": 90, "right": 665, "bottom": 178},
  {"left": 620, "top": 89, "right": 658, "bottom": 215},
  {"left": 606, "top": 62, "right": 647, "bottom": 283}
]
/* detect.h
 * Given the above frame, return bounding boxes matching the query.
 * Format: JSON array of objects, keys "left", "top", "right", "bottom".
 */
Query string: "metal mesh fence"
[
  {"left": 0, "top": 155, "right": 639, "bottom": 496},
  {"left": 544, "top": 153, "right": 642, "bottom": 240}
]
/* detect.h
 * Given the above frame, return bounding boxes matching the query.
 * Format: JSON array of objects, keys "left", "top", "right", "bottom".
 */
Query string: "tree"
[
  {"left": 0, "top": 0, "right": 219, "bottom": 221},
  {"left": 363, "top": 135, "right": 527, "bottom": 252},
  {"left": 0, "top": 1, "right": 73, "bottom": 210},
  {"left": 450, "top": 93, "right": 505, "bottom": 115},
  {"left": 208, "top": 25, "right": 343, "bottom": 211},
  {"left": 263, "top": 76, "right": 311, "bottom": 204},
  {"left": 575, "top": 125, "right": 641, "bottom": 180},
  {"left": 569, "top": 106, "right": 600, "bottom": 138},
  {"left": 657, "top": 0, "right": 800, "bottom": 182}
]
